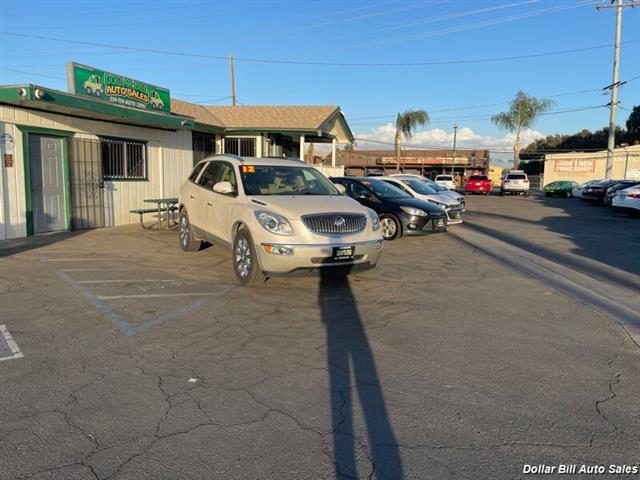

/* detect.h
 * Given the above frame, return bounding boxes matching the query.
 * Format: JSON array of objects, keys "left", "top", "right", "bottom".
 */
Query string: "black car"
[
  {"left": 331, "top": 176, "right": 448, "bottom": 240},
  {"left": 604, "top": 180, "right": 640, "bottom": 205},
  {"left": 582, "top": 179, "right": 622, "bottom": 204}
]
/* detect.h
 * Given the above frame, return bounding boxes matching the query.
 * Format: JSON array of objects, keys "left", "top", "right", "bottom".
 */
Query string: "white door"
[{"left": 29, "top": 135, "right": 66, "bottom": 233}]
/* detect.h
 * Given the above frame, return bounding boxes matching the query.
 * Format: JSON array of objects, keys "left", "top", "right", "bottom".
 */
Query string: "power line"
[
  {"left": 347, "top": 87, "right": 605, "bottom": 121},
  {"left": 2, "top": 31, "right": 638, "bottom": 67},
  {"left": 349, "top": 1, "right": 594, "bottom": 49},
  {"left": 349, "top": 105, "right": 608, "bottom": 127},
  {"left": 0, "top": 67, "right": 230, "bottom": 100}
]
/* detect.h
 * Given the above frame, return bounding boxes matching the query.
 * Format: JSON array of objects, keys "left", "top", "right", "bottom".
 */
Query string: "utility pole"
[
  {"left": 229, "top": 54, "right": 237, "bottom": 106},
  {"left": 450, "top": 123, "right": 458, "bottom": 175},
  {"left": 597, "top": 0, "right": 640, "bottom": 178}
]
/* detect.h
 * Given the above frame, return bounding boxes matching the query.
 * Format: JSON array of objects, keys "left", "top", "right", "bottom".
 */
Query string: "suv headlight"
[
  {"left": 400, "top": 206, "right": 427, "bottom": 217},
  {"left": 367, "top": 209, "right": 380, "bottom": 231},
  {"left": 255, "top": 211, "right": 293, "bottom": 235}
]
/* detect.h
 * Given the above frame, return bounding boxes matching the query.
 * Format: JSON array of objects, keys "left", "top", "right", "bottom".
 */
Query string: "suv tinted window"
[
  {"left": 197, "top": 161, "right": 237, "bottom": 192},
  {"left": 241, "top": 165, "right": 338, "bottom": 196},
  {"left": 188, "top": 162, "right": 206, "bottom": 182},
  {"left": 506, "top": 174, "right": 526, "bottom": 180},
  {"left": 469, "top": 175, "right": 487, "bottom": 181},
  {"left": 436, "top": 175, "right": 452, "bottom": 181}
]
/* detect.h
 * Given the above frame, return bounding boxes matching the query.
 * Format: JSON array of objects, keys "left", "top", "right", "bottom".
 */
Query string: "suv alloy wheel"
[
  {"left": 179, "top": 210, "right": 202, "bottom": 252},
  {"left": 233, "top": 227, "right": 266, "bottom": 286}
]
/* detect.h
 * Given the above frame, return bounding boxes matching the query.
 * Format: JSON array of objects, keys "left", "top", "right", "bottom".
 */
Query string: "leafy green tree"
[
  {"left": 394, "top": 110, "right": 429, "bottom": 172},
  {"left": 625, "top": 105, "right": 640, "bottom": 144},
  {"left": 491, "top": 91, "right": 554, "bottom": 169}
]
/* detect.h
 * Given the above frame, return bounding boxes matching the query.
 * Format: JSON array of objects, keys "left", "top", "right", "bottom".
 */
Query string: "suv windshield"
[
  {"left": 436, "top": 175, "right": 452, "bottom": 181},
  {"left": 362, "top": 179, "right": 412, "bottom": 199},
  {"left": 507, "top": 174, "right": 526, "bottom": 180},
  {"left": 403, "top": 179, "right": 437, "bottom": 195},
  {"left": 470, "top": 175, "right": 487, "bottom": 181},
  {"left": 241, "top": 165, "right": 339, "bottom": 196}
]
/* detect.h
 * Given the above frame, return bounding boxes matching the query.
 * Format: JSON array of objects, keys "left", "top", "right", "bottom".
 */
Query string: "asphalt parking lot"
[{"left": 1, "top": 193, "right": 639, "bottom": 479}]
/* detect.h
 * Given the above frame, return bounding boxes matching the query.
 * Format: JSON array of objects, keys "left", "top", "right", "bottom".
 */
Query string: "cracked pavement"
[{"left": 0, "top": 194, "right": 639, "bottom": 479}]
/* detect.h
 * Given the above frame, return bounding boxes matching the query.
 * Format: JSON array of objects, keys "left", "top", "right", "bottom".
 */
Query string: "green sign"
[{"left": 67, "top": 62, "right": 171, "bottom": 113}]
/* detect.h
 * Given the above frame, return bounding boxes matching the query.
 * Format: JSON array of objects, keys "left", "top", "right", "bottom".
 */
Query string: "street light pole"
[{"left": 450, "top": 123, "right": 458, "bottom": 175}]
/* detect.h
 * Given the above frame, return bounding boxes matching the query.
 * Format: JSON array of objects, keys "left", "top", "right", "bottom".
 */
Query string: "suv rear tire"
[
  {"left": 233, "top": 227, "right": 266, "bottom": 286},
  {"left": 179, "top": 210, "right": 202, "bottom": 252}
]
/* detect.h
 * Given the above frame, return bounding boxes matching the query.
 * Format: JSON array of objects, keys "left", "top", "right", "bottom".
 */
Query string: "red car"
[{"left": 465, "top": 174, "right": 492, "bottom": 195}]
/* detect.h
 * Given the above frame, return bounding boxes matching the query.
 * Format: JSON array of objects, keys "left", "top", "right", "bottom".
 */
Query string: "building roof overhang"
[{"left": 0, "top": 84, "right": 208, "bottom": 131}]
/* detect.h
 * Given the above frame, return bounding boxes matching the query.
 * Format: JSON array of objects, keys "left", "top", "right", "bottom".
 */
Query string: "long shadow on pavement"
[
  {"left": 464, "top": 198, "right": 640, "bottom": 290},
  {"left": 319, "top": 274, "right": 403, "bottom": 480}
]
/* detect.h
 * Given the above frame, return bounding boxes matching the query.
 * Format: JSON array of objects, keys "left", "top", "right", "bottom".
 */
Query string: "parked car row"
[
  {"left": 461, "top": 170, "right": 531, "bottom": 196},
  {"left": 549, "top": 178, "right": 640, "bottom": 217},
  {"left": 177, "top": 155, "right": 468, "bottom": 286}
]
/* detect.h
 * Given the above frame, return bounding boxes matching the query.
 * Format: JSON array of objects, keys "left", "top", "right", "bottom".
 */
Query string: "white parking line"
[
  {"left": 97, "top": 293, "right": 217, "bottom": 300},
  {"left": 0, "top": 325, "right": 24, "bottom": 362},
  {"left": 59, "top": 268, "right": 138, "bottom": 272},
  {"left": 78, "top": 279, "right": 180, "bottom": 284},
  {"left": 45, "top": 258, "right": 113, "bottom": 262}
]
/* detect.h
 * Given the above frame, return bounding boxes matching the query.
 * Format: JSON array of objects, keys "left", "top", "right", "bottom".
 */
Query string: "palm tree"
[
  {"left": 394, "top": 110, "right": 429, "bottom": 172},
  {"left": 491, "top": 91, "right": 554, "bottom": 170}
]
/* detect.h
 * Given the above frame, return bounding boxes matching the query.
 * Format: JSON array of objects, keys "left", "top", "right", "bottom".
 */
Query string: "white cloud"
[{"left": 353, "top": 123, "right": 545, "bottom": 159}]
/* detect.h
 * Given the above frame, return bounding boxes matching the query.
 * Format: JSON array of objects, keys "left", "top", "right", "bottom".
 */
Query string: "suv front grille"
[{"left": 302, "top": 213, "right": 367, "bottom": 235}]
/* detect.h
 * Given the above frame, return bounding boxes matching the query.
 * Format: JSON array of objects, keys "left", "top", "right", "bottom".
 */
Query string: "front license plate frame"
[{"left": 332, "top": 246, "right": 355, "bottom": 261}]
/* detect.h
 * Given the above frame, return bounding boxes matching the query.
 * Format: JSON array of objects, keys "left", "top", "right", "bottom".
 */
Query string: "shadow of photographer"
[{"left": 319, "top": 272, "right": 403, "bottom": 479}]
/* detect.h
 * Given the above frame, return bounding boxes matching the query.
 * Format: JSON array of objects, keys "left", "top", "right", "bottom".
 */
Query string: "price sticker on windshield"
[{"left": 241, "top": 165, "right": 256, "bottom": 174}]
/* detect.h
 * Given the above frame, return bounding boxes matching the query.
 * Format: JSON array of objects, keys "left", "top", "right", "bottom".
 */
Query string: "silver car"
[{"left": 178, "top": 155, "right": 384, "bottom": 285}]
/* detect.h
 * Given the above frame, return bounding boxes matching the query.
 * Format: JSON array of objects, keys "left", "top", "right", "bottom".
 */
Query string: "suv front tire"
[
  {"left": 233, "top": 227, "right": 266, "bottom": 286},
  {"left": 179, "top": 209, "right": 202, "bottom": 252}
]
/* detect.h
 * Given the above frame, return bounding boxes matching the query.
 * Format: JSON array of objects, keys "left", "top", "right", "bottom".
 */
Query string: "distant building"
[
  {"left": 335, "top": 149, "right": 490, "bottom": 183},
  {"left": 542, "top": 145, "right": 640, "bottom": 186}
]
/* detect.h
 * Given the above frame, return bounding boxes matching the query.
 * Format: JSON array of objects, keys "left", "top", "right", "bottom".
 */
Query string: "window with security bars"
[
  {"left": 192, "top": 131, "right": 215, "bottom": 165},
  {"left": 224, "top": 137, "right": 256, "bottom": 157},
  {"left": 101, "top": 137, "right": 147, "bottom": 180}
]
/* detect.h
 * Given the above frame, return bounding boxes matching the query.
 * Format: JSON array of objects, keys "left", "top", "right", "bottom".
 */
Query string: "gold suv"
[{"left": 178, "top": 155, "right": 383, "bottom": 285}]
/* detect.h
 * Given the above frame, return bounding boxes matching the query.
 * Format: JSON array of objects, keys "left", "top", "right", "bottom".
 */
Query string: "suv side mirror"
[
  {"left": 334, "top": 184, "right": 346, "bottom": 194},
  {"left": 213, "top": 181, "right": 235, "bottom": 195}
]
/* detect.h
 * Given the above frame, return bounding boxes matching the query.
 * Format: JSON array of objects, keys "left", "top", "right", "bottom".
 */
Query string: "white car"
[
  {"left": 390, "top": 174, "right": 465, "bottom": 207},
  {"left": 380, "top": 176, "right": 464, "bottom": 224},
  {"left": 434, "top": 174, "right": 456, "bottom": 190},
  {"left": 611, "top": 185, "right": 640, "bottom": 215},
  {"left": 501, "top": 171, "right": 530, "bottom": 196}
]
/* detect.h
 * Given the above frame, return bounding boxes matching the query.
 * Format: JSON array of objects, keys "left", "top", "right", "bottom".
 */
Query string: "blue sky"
[{"left": 1, "top": 0, "right": 639, "bottom": 157}]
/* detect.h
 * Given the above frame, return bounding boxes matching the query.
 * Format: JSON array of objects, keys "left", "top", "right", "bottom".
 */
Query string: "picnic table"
[{"left": 129, "top": 197, "right": 178, "bottom": 229}]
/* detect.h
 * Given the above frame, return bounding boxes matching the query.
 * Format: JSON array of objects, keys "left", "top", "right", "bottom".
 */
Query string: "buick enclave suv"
[{"left": 178, "top": 155, "right": 383, "bottom": 285}]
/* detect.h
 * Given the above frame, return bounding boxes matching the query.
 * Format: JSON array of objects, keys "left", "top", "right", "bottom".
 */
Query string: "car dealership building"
[{"left": 0, "top": 64, "right": 353, "bottom": 240}]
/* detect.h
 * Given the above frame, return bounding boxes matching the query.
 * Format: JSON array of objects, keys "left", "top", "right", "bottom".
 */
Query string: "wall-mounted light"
[
  {"left": 34, "top": 88, "right": 46, "bottom": 99},
  {"left": 17, "top": 87, "right": 27, "bottom": 97}
]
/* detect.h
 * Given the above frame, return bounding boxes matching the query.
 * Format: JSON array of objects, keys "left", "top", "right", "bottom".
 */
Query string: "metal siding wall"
[
  {"left": 0, "top": 105, "right": 193, "bottom": 235},
  {"left": 161, "top": 129, "right": 193, "bottom": 198},
  {"left": 0, "top": 114, "right": 27, "bottom": 240}
]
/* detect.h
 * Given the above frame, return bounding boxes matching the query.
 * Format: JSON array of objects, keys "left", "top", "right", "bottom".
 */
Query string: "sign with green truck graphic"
[{"left": 67, "top": 62, "right": 171, "bottom": 113}]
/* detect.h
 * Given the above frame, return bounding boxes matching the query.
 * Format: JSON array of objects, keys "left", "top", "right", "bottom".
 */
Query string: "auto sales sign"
[{"left": 67, "top": 62, "right": 171, "bottom": 113}]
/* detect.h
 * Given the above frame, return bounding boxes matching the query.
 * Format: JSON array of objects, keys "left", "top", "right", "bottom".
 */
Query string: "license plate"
[{"left": 332, "top": 246, "right": 354, "bottom": 261}]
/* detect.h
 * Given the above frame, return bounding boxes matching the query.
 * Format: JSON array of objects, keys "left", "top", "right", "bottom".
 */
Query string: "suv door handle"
[
  {"left": 189, "top": 194, "right": 195, "bottom": 199},
  {"left": 207, "top": 202, "right": 213, "bottom": 207}
]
